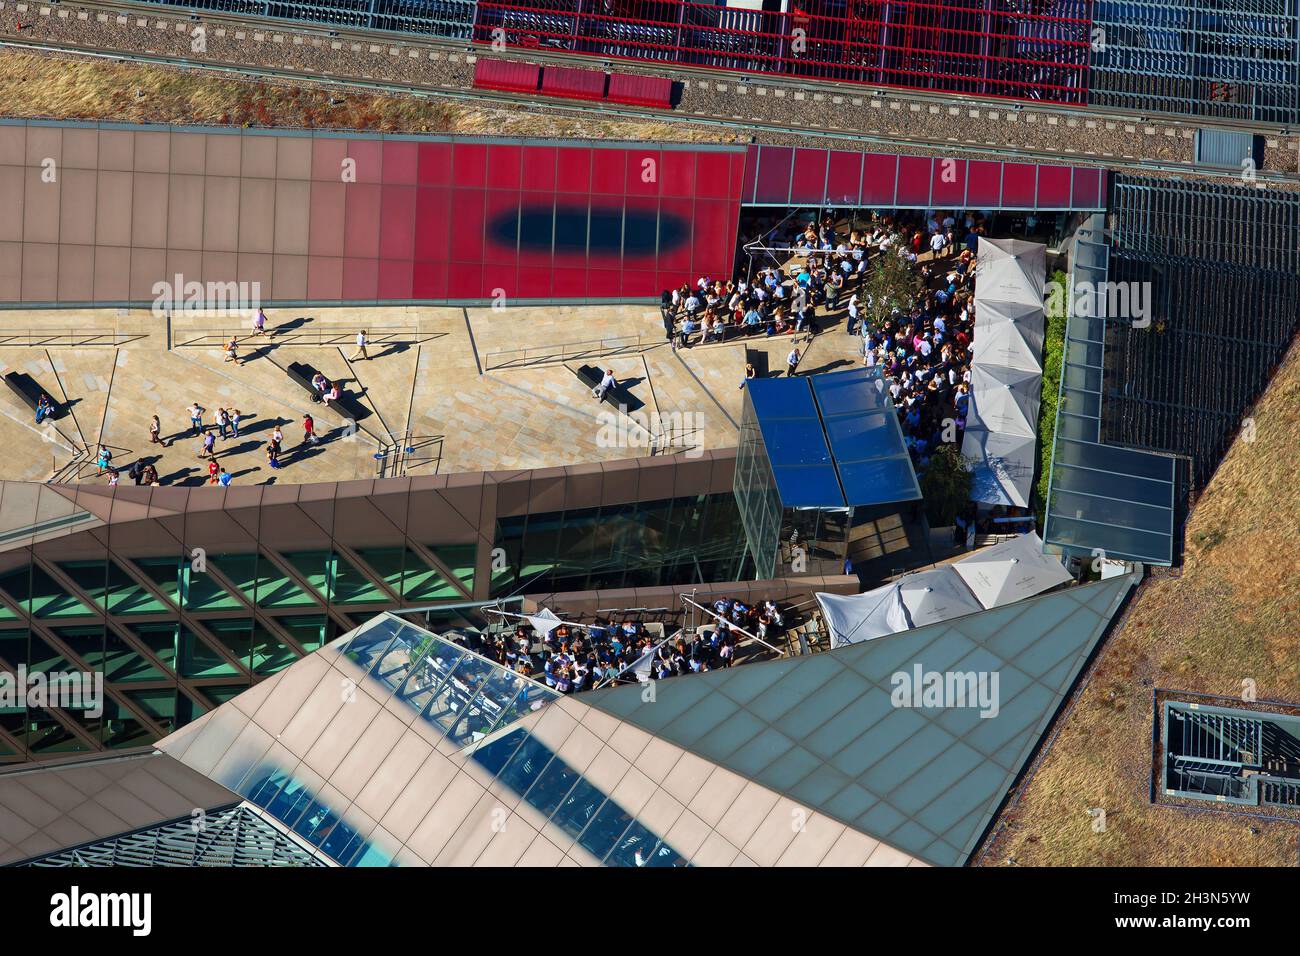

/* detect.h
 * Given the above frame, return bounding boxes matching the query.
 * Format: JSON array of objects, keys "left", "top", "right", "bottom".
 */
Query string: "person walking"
[
  {"left": 187, "top": 402, "right": 205, "bottom": 436},
  {"left": 201, "top": 430, "right": 217, "bottom": 460},
  {"left": 149, "top": 414, "right": 164, "bottom": 446},
  {"left": 302, "top": 413, "right": 317, "bottom": 446},
  {"left": 266, "top": 441, "right": 280, "bottom": 471},
  {"left": 252, "top": 307, "right": 268, "bottom": 337},
  {"left": 224, "top": 336, "right": 241, "bottom": 366},
  {"left": 786, "top": 345, "right": 801, "bottom": 378},
  {"left": 351, "top": 329, "right": 369, "bottom": 361},
  {"left": 96, "top": 445, "right": 113, "bottom": 475},
  {"left": 230, "top": 409, "right": 242, "bottom": 439}
]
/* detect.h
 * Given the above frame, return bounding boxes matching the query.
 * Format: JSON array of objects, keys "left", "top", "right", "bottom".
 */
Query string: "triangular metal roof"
[{"left": 581, "top": 573, "right": 1137, "bottom": 866}]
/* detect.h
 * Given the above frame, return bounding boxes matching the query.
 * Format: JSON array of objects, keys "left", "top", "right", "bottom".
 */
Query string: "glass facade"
[
  {"left": 490, "top": 491, "right": 750, "bottom": 597},
  {"left": 734, "top": 370, "right": 922, "bottom": 580},
  {"left": 0, "top": 450, "right": 752, "bottom": 764}
]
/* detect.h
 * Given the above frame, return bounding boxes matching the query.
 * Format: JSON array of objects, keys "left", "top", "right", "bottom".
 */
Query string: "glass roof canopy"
[
  {"left": 1043, "top": 216, "right": 1176, "bottom": 566},
  {"left": 745, "top": 367, "right": 922, "bottom": 508},
  {"left": 336, "top": 613, "right": 559, "bottom": 749}
]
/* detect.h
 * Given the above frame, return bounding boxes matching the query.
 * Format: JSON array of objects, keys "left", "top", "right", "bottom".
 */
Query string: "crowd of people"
[
  {"left": 470, "top": 597, "right": 789, "bottom": 693},
  {"left": 661, "top": 208, "right": 990, "bottom": 473}
]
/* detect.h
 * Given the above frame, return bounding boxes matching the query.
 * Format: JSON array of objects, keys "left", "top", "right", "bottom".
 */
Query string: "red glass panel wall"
[
  {"left": 0, "top": 121, "right": 746, "bottom": 305},
  {"left": 742, "top": 143, "right": 1107, "bottom": 211}
]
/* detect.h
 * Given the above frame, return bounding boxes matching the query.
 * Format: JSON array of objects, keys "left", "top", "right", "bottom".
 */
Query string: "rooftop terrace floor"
[{"left": 0, "top": 303, "right": 863, "bottom": 486}]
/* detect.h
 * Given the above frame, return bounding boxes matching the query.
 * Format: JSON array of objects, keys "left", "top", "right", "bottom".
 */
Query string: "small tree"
[
  {"left": 920, "top": 444, "right": 973, "bottom": 527},
  {"left": 862, "top": 248, "right": 923, "bottom": 331}
]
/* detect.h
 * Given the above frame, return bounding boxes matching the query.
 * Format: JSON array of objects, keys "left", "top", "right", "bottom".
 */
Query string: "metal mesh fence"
[{"left": 1102, "top": 175, "right": 1300, "bottom": 493}]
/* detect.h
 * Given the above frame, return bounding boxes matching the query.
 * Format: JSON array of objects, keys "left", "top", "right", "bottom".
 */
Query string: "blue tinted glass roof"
[
  {"left": 772, "top": 465, "right": 847, "bottom": 507},
  {"left": 745, "top": 369, "right": 922, "bottom": 509}
]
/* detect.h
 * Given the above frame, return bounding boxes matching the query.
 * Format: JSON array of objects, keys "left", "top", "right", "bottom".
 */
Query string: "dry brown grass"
[
  {"left": 981, "top": 340, "right": 1300, "bottom": 866},
  {"left": 0, "top": 48, "right": 738, "bottom": 143}
]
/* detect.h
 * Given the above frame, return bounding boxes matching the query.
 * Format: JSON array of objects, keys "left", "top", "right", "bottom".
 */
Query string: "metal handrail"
[
  {"left": 0, "top": 330, "right": 148, "bottom": 347},
  {"left": 482, "top": 332, "right": 660, "bottom": 369},
  {"left": 172, "top": 326, "right": 435, "bottom": 347}
]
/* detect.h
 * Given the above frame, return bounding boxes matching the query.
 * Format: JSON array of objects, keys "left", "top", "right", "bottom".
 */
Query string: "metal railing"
[
  {"left": 482, "top": 332, "right": 661, "bottom": 369},
  {"left": 172, "top": 326, "right": 439, "bottom": 348},
  {"left": 0, "top": 329, "right": 149, "bottom": 347}
]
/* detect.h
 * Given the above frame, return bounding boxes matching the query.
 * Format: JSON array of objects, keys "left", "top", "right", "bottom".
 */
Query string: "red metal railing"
[{"left": 473, "top": 0, "right": 1092, "bottom": 105}]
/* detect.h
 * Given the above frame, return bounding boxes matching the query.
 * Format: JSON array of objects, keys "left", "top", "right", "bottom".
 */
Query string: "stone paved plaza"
[{"left": 0, "top": 302, "right": 864, "bottom": 487}]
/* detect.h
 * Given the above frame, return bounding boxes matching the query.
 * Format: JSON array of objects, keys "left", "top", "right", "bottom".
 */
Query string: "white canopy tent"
[
  {"left": 961, "top": 429, "right": 1037, "bottom": 508},
  {"left": 964, "top": 365, "right": 1041, "bottom": 438},
  {"left": 971, "top": 299, "right": 1045, "bottom": 373},
  {"left": 974, "top": 237, "right": 1047, "bottom": 308},
  {"left": 965, "top": 236, "right": 1047, "bottom": 507},
  {"left": 951, "top": 530, "right": 1072, "bottom": 609},
  {"left": 816, "top": 532, "right": 1069, "bottom": 646}
]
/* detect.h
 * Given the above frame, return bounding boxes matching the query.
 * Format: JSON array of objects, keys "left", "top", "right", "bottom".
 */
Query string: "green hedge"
[{"left": 1034, "top": 269, "right": 1069, "bottom": 522}]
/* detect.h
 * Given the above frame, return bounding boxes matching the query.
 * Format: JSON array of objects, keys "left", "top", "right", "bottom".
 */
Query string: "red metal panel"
[
  {"left": 1036, "top": 164, "right": 1073, "bottom": 207},
  {"left": 473, "top": 58, "right": 541, "bottom": 94},
  {"left": 895, "top": 156, "right": 932, "bottom": 207},
  {"left": 541, "top": 66, "right": 607, "bottom": 101},
  {"left": 307, "top": 180, "right": 345, "bottom": 258},
  {"left": 378, "top": 259, "right": 413, "bottom": 299},
  {"left": 695, "top": 151, "right": 733, "bottom": 199},
  {"left": 413, "top": 187, "right": 451, "bottom": 262},
  {"left": 483, "top": 190, "right": 521, "bottom": 267},
  {"left": 381, "top": 141, "right": 419, "bottom": 185},
  {"left": 661, "top": 149, "right": 697, "bottom": 199},
  {"left": 825, "top": 150, "right": 862, "bottom": 206},
  {"left": 486, "top": 143, "right": 523, "bottom": 190},
  {"left": 741, "top": 145, "right": 760, "bottom": 204},
  {"left": 448, "top": 263, "right": 485, "bottom": 299},
  {"left": 342, "top": 256, "right": 379, "bottom": 300},
  {"left": 692, "top": 199, "right": 734, "bottom": 281},
  {"left": 589, "top": 149, "right": 627, "bottom": 196},
  {"left": 931, "top": 158, "right": 967, "bottom": 208},
  {"left": 346, "top": 139, "right": 383, "bottom": 184},
  {"left": 520, "top": 145, "right": 558, "bottom": 192},
  {"left": 966, "top": 161, "right": 1004, "bottom": 207},
  {"left": 1071, "top": 166, "right": 1103, "bottom": 210},
  {"left": 606, "top": 72, "right": 673, "bottom": 108},
  {"left": 555, "top": 146, "right": 593, "bottom": 193},
  {"left": 1001, "top": 163, "right": 1038, "bottom": 207},
  {"left": 449, "top": 188, "right": 486, "bottom": 264},
  {"left": 586, "top": 269, "right": 622, "bottom": 298},
  {"left": 411, "top": 260, "right": 447, "bottom": 299},
  {"left": 343, "top": 183, "right": 382, "bottom": 259},
  {"left": 626, "top": 148, "right": 662, "bottom": 197},
  {"left": 417, "top": 142, "right": 453, "bottom": 187},
  {"left": 790, "top": 148, "right": 828, "bottom": 204},
  {"left": 623, "top": 195, "right": 661, "bottom": 271},
  {"left": 378, "top": 184, "right": 416, "bottom": 260},
  {"left": 516, "top": 265, "right": 553, "bottom": 298},
  {"left": 656, "top": 197, "right": 694, "bottom": 273},
  {"left": 452, "top": 143, "right": 488, "bottom": 190},
  {"left": 859, "top": 153, "right": 898, "bottom": 205},
  {"left": 753, "top": 146, "right": 793, "bottom": 204}
]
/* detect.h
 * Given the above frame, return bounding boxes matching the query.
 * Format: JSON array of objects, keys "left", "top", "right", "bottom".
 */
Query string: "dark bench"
[
  {"left": 285, "top": 361, "right": 370, "bottom": 422},
  {"left": 5, "top": 372, "right": 63, "bottom": 420},
  {"left": 574, "top": 364, "right": 643, "bottom": 413}
]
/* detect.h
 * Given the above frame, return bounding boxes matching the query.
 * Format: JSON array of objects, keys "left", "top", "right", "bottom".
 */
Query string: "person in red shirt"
[
  {"left": 302, "top": 413, "right": 317, "bottom": 446},
  {"left": 208, "top": 459, "right": 220, "bottom": 483}
]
